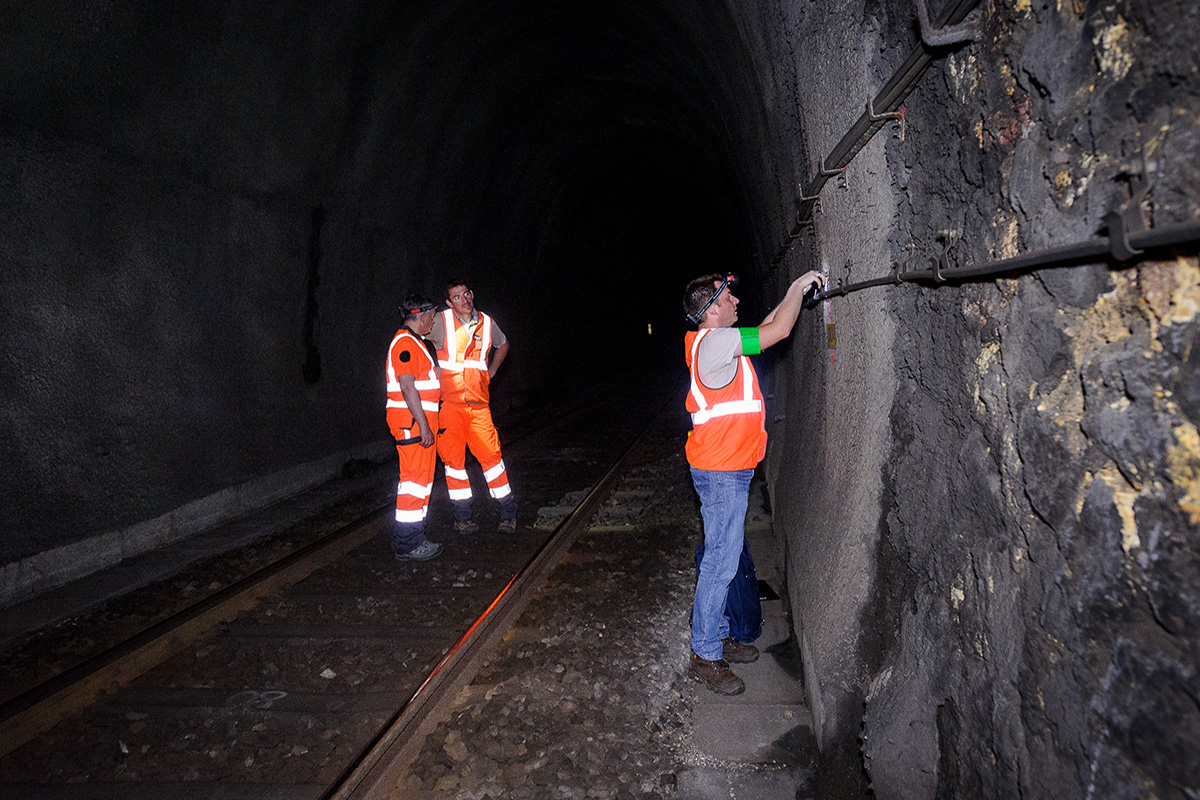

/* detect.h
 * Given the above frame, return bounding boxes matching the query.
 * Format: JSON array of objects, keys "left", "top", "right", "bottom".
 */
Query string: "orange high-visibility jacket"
[
  {"left": 436, "top": 309, "right": 494, "bottom": 406},
  {"left": 386, "top": 328, "right": 440, "bottom": 436},
  {"left": 684, "top": 328, "right": 767, "bottom": 471}
]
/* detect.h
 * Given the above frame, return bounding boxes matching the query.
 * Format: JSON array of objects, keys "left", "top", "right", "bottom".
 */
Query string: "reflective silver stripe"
[
  {"left": 394, "top": 508, "right": 427, "bottom": 523},
  {"left": 387, "top": 330, "right": 437, "bottom": 398},
  {"left": 445, "top": 466, "right": 469, "bottom": 480},
  {"left": 689, "top": 331, "right": 759, "bottom": 425},
  {"left": 489, "top": 483, "right": 512, "bottom": 499},
  {"left": 441, "top": 310, "right": 493, "bottom": 373},
  {"left": 448, "top": 487, "right": 473, "bottom": 500},
  {"left": 688, "top": 330, "right": 711, "bottom": 413},
  {"left": 397, "top": 481, "right": 433, "bottom": 499},
  {"left": 483, "top": 461, "right": 506, "bottom": 481},
  {"left": 441, "top": 310, "right": 459, "bottom": 365},
  {"left": 691, "top": 399, "right": 762, "bottom": 424}
]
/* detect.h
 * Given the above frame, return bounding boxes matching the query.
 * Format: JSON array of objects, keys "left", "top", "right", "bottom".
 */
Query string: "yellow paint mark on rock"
[
  {"left": 1166, "top": 421, "right": 1200, "bottom": 525},
  {"left": 1093, "top": 15, "right": 1134, "bottom": 82},
  {"left": 1015, "top": 0, "right": 1031, "bottom": 12}
]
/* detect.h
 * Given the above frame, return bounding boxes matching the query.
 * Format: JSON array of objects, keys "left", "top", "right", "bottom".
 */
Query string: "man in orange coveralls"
[
  {"left": 385, "top": 293, "right": 444, "bottom": 560},
  {"left": 427, "top": 278, "right": 518, "bottom": 534}
]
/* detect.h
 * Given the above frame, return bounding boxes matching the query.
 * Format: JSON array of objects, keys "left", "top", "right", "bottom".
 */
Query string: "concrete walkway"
[{"left": 678, "top": 477, "right": 818, "bottom": 799}]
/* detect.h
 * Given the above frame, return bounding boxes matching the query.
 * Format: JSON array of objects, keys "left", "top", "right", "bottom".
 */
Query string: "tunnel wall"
[
  {"left": 757, "top": 0, "right": 1200, "bottom": 796},
  {"left": 0, "top": 4, "right": 427, "bottom": 602}
]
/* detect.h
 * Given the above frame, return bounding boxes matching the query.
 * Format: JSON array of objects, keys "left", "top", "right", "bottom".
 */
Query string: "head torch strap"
[{"left": 687, "top": 273, "right": 737, "bottom": 325}]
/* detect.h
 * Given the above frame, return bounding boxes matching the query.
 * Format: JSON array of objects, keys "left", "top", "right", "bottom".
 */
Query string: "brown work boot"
[
  {"left": 689, "top": 652, "right": 745, "bottom": 695},
  {"left": 722, "top": 637, "right": 759, "bottom": 663}
]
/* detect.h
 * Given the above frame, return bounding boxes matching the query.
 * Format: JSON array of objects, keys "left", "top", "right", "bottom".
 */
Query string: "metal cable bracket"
[
  {"left": 895, "top": 241, "right": 916, "bottom": 284},
  {"left": 915, "top": 0, "right": 982, "bottom": 47},
  {"left": 930, "top": 229, "right": 962, "bottom": 282},
  {"left": 1103, "top": 167, "right": 1153, "bottom": 262},
  {"left": 867, "top": 98, "right": 906, "bottom": 144}
]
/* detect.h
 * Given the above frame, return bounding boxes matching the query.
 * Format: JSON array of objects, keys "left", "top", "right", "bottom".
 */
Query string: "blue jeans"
[{"left": 690, "top": 466, "right": 753, "bottom": 660}]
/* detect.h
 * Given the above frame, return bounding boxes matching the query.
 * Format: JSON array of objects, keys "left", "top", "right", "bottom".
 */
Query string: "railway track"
[{"left": 0, "top": 376, "right": 675, "bottom": 798}]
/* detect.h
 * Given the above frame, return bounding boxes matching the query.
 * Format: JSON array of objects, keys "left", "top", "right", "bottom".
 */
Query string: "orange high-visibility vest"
[
  {"left": 386, "top": 328, "right": 440, "bottom": 436},
  {"left": 437, "top": 309, "right": 493, "bottom": 405},
  {"left": 684, "top": 328, "right": 767, "bottom": 471}
]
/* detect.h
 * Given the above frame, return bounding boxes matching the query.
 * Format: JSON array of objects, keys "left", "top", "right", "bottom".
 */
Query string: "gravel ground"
[{"left": 397, "top": 424, "right": 711, "bottom": 799}]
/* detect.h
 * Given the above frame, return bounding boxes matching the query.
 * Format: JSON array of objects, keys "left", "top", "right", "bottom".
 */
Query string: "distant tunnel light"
[{"left": 647, "top": 323, "right": 653, "bottom": 335}]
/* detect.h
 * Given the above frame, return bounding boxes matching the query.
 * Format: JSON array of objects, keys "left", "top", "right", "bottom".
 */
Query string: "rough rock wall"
[{"left": 761, "top": 0, "right": 1200, "bottom": 796}]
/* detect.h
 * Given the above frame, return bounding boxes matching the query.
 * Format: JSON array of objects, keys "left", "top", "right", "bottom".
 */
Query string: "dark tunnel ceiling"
[
  {"left": 377, "top": 0, "right": 771, "bottom": 333},
  {"left": 5, "top": 0, "right": 773, "bottom": 354}
]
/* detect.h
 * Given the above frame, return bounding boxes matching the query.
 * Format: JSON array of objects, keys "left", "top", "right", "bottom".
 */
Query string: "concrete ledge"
[{"left": 0, "top": 439, "right": 393, "bottom": 609}]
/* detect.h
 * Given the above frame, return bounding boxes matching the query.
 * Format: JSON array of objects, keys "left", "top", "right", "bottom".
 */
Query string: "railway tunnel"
[{"left": 2, "top": 0, "right": 1199, "bottom": 797}]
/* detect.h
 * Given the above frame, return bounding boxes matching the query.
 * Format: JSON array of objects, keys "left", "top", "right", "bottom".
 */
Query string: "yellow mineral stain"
[
  {"left": 1063, "top": 272, "right": 1134, "bottom": 358},
  {"left": 951, "top": 585, "right": 965, "bottom": 609},
  {"left": 975, "top": 120, "right": 985, "bottom": 149},
  {"left": 1095, "top": 466, "right": 1140, "bottom": 553},
  {"left": 1166, "top": 422, "right": 1200, "bottom": 525},
  {"left": 1000, "top": 217, "right": 1020, "bottom": 259},
  {"left": 1016, "top": 0, "right": 1031, "bottom": 12},
  {"left": 1093, "top": 15, "right": 1134, "bottom": 81},
  {"left": 974, "top": 342, "right": 1002, "bottom": 414}
]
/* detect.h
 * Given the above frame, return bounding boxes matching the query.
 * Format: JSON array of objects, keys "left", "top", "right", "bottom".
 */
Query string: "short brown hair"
[{"left": 683, "top": 273, "right": 724, "bottom": 324}]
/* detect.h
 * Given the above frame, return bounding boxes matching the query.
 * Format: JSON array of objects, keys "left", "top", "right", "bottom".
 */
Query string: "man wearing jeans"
[{"left": 682, "top": 269, "right": 824, "bottom": 694}]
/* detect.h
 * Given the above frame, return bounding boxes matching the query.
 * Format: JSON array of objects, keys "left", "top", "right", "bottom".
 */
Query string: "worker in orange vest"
[
  {"left": 682, "top": 269, "right": 824, "bottom": 695},
  {"left": 386, "top": 293, "right": 444, "bottom": 561},
  {"left": 427, "top": 278, "right": 518, "bottom": 534}
]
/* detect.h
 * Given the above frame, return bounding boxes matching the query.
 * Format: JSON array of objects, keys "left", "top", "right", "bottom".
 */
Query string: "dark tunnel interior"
[{"left": 3, "top": 0, "right": 1199, "bottom": 796}]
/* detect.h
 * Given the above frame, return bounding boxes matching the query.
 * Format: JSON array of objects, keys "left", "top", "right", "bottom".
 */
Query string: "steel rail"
[
  {"left": 807, "top": 220, "right": 1200, "bottom": 304},
  {"left": 0, "top": 506, "right": 390, "bottom": 759},
  {"left": 769, "top": 0, "right": 983, "bottom": 271},
  {"left": 0, "top": 380, "right": 635, "bottom": 762},
  {"left": 324, "top": 398, "right": 670, "bottom": 800}
]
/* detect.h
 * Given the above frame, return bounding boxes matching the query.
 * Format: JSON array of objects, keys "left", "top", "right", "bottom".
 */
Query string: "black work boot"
[
  {"left": 689, "top": 652, "right": 745, "bottom": 695},
  {"left": 722, "top": 637, "right": 759, "bottom": 663}
]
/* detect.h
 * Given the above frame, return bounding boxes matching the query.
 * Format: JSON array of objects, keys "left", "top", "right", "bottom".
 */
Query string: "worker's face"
[
  {"left": 413, "top": 308, "right": 437, "bottom": 336},
  {"left": 709, "top": 282, "right": 738, "bottom": 327},
  {"left": 447, "top": 285, "right": 474, "bottom": 317}
]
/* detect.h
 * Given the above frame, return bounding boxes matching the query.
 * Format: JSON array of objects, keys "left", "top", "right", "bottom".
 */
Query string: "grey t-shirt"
[
  {"left": 695, "top": 327, "right": 741, "bottom": 389},
  {"left": 428, "top": 310, "right": 507, "bottom": 352}
]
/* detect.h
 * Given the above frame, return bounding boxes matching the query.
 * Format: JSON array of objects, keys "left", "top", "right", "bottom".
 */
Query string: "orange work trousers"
[
  {"left": 436, "top": 401, "right": 515, "bottom": 521},
  {"left": 389, "top": 413, "right": 439, "bottom": 552}
]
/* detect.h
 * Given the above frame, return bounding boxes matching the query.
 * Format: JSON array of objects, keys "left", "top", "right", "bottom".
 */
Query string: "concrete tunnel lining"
[{"left": 3, "top": 0, "right": 1199, "bottom": 797}]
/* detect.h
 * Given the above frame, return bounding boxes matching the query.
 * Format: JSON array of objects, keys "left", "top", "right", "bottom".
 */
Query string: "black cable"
[{"left": 806, "top": 220, "right": 1200, "bottom": 305}]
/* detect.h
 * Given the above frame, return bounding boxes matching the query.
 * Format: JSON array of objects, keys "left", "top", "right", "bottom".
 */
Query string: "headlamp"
[
  {"left": 404, "top": 301, "right": 437, "bottom": 315},
  {"left": 686, "top": 273, "right": 739, "bottom": 325}
]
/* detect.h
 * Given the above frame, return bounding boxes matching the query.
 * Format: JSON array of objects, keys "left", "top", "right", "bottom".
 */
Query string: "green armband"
[{"left": 738, "top": 327, "right": 762, "bottom": 356}]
